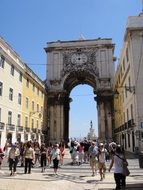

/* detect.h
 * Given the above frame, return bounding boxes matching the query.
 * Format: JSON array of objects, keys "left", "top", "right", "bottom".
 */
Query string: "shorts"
[
  {"left": 90, "top": 157, "right": 98, "bottom": 167},
  {"left": 98, "top": 162, "right": 106, "bottom": 170}
]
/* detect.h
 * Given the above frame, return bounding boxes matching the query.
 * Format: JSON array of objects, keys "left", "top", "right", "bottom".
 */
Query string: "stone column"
[
  {"left": 47, "top": 92, "right": 66, "bottom": 144},
  {"left": 95, "top": 95, "right": 113, "bottom": 142}
]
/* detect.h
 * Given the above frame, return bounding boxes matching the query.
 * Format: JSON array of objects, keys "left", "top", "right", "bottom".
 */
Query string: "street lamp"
[{"left": 114, "top": 85, "right": 135, "bottom": 98}]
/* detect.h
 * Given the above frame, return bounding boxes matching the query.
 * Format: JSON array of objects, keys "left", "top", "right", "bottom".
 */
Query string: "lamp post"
[{"left": 114, "top": 85, "right": 135, "bottom": 97}]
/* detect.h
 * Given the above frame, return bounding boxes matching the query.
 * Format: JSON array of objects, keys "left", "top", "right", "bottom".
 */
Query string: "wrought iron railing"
[{"left": 6, "top": 124, "right": 15, "bottom": 131}]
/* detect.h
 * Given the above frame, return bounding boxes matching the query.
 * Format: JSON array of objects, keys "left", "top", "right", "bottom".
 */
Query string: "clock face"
[{"left": 71, "top": 53, "right": 87, "bottom": 64}]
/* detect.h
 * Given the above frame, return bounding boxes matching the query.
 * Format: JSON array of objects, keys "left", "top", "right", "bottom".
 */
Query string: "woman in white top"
[
  {"left": 98, "top": 143, "right": 107, "bottom": 181},
  {"left": 24, "top": 141, "right": 35, "bottom": 174},
  {"left": 51, "top": 144, "right": 61, "bottom": 175},
  {"left": 108, "top": 145, "right": 128, "bottom": 190}
]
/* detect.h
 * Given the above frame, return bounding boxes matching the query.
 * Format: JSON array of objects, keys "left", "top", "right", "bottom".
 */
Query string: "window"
[
  {"left": 37, "top": 104, "right": 39, "bottom": 112},
  {"left": 25, "top": 116, "right": 28, "bottom": 128},
  {"left": 26, "top": 79, "right": 29, "bottom": 87},
  {"left": 31, "top": 119, "right": 34, "bottom": 128},
  {"left": 17, "top": 114, "right": 21, "bottom": 126},
  {"left": 127, "top": 108, "right": 129, "bottom": 121},
  {"left": 10, "top": 64, "right": 14, "bottom": 76},
  {"left": 26, "top": 97, "right": 29, "bottom": 109},
  {"left": 9, "top": 88, "right": 13, "bottom": 101},
  {"left": 19, "top": 72, "right": 22, "bottom": 82},
  {"left": 32, "top": 101, "right": 34, "bottom": 111},
  {"left": 0, "top": 82, "right": 3, "bottom": 96},
  {"left": 33, "top": 84, "right": 35, "bottom": 92},
  {"left": 36, "top": 120, "right": 39, "bottom": 129},
  {"left": 8, "top": 111, "right": 12, "bottom": 124},
  {"left": 0, "top": 55, "right": 5, "bottom": 68},
  {"left": 18, "top": 93, "right": 22, "bottom": 105}
]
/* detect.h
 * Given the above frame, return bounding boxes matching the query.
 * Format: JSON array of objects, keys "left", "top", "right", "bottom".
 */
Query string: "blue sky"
[{"left": 0, "top": 0, "right": 141, "bottom": 138}]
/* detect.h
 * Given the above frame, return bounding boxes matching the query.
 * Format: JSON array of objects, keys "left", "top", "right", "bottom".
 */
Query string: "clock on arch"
[{"left": 71, "top": 53, "right": 87, "bottom": 64}]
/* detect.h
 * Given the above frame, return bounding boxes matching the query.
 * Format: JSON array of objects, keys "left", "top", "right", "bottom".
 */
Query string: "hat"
[{"left": 100, "top": 143, "right": 104, "bottom": 146}]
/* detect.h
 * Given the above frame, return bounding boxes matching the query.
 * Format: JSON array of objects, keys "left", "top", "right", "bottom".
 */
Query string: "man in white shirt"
[{"left": 88, "top": 141, "right": 98, "bottom": 176}]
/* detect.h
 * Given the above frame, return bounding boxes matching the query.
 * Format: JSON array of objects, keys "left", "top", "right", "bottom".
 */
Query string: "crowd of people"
[
  {"left": 0, "top": 139, "right": 129, "bottom": 189},
  {"left": 68, "top": 139, "right": 128, "bottom": 189},
  {"left": 0, "top": 140, "right": 65, "bottom": 176}
]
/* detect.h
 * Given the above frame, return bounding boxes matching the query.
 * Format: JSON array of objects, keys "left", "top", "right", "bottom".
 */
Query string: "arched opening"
[
  {"left": 7, "top": 133, "right": 12, "bottom": 143},
  {"left": 69, "top": 84, "right": 98, "bottom": 141},
  {"left": 16, "top": 133, "right": 21, "bottom": 143}
]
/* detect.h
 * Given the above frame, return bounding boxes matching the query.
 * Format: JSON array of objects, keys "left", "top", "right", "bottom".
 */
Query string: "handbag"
[
  {"left": 115, "top": 154, "right": 130, "bottom": 176},
  {"left": 122, "top": 161, "right": 130, "bottom": 176}
]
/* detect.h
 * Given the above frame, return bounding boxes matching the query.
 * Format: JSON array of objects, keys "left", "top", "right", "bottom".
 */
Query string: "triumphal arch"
[{"left": 45, "top": 39, "right": 115, "bottom": 143}]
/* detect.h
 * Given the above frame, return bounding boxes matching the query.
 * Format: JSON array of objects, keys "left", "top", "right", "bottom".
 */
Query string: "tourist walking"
[
  {"left": 24, "top": 141, "right": 35, "bottom": 174},
  {"left": 40, "top": 143, "right": 47, "bottom": 172},
  {"left": 47, "top": 143, "right": 53, "bottom": 167},
  {"left": 78, "top": 142, "right": 84, "bottom": 165},
  {"left": 108, "top": 145, "right": 128, "bottom": 190},
  {"left": 83, "top": 140, "right": 90, "bottom": 163},
  {"left": 59, "top": 142, "right": 65, "bottom": 165},
  {"left": 34, "top": 142, "right": 40, "bottom": 166},
  {"left": 8, "top": 144, "right": 20, "bottom": 176},
  {"left": 88, "top": 141, "right": 99, "bottom": 176},
  {"left": 98, "top": 143, "right": 107, "bottom": 181},
  {"left": 51, "top": 144, "right": 61, "bottom": 175}
]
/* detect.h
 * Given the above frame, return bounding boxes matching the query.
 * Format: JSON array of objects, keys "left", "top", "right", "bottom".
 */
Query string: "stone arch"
[
  {"left": 45, "top": 39, "right": 115, "bottom": 144},
  {"left": 63, "top": 70, "right": 98, "bottom": 94}
]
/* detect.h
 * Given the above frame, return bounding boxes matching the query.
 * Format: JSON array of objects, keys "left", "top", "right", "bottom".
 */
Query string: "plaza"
[{"left": 0, "top": 150, "right": 143, "bottom": 190}]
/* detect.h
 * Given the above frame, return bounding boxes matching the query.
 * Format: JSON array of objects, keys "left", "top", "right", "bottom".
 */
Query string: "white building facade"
[
  {"left": 114, "top": 13, "right": 143, "bottom": 153},
  {"left": 0, "top": 37, "right": 24, "bottom": 148}
]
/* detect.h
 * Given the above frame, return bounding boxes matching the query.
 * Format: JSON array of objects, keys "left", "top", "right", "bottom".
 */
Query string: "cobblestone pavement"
[{"left": 0, "top": 150, "right": 143, "bottom": 190}]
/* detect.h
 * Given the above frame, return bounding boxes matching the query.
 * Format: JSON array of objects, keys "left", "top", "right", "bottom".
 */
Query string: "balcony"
[
  {"left": 128, "top": 119, "right": 135, "bottom": 128},
  {"left": 0, "top": 122, "right": 5, "bottom": 130},
  {"left": 16, "top": 126, "right": 24, "bottom": 132},
  {"left": 25, "top": 127, "right": 30, "bottom": 133},
  {"left": 6, "top": 124, "right": 15, "bottom": 131}
]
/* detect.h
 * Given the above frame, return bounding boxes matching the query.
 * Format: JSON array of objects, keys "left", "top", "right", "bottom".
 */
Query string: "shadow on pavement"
[
  {"left": 43, "top": 173, "right": 90, "bottom": 184},
  {"left": 98, "top": 183, "right": 143, "bottom": 190}
]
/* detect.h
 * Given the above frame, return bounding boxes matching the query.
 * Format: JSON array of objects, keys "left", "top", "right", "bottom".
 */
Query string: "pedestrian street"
[{"left": 0, "top": 152, "right": 143, "bottom": 190}]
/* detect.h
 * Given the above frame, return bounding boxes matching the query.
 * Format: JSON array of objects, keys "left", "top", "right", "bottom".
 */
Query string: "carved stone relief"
[{"left": 62, "top": 48, "right": 99, "bottom": 78}]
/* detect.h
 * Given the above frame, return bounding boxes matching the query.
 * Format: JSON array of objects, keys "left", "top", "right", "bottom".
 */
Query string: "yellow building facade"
[{"left": 21, "top": 64, "right": 47, "bottom": 144}]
